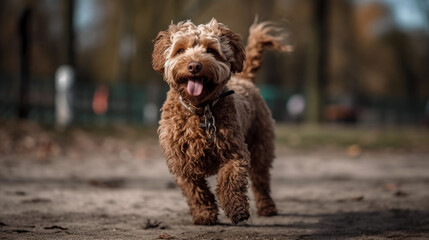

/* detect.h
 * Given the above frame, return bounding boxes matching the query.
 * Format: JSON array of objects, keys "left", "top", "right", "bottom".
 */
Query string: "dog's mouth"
[{"left": 180, "top": 76, "right": 208, "bottom": 97}]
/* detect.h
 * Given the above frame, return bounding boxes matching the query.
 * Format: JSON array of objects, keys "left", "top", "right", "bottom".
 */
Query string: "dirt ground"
[{"left": 1, "top": 127, "right": 429, "bottom": 239}]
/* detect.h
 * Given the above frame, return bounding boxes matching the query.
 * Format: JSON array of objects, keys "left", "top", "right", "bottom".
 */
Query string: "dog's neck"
[
  {"left": 176, "top": 88, "right": 234, "bottom": 144},
  {"left": 178, "top": 87, "right": 234, "bottom": 115}
]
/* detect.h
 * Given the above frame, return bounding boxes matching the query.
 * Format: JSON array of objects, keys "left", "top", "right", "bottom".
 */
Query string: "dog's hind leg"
[{"left": 247, "top": 114, "right": 278, "bottom": 216}]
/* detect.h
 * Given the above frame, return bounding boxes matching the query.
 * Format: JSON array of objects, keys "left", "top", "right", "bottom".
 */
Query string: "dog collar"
[
  {"left": 179, "top": 89, "right": 234, "bottom": 143},
  {"left": 178, "top": 89, "right": 235, "bottom": 115}
]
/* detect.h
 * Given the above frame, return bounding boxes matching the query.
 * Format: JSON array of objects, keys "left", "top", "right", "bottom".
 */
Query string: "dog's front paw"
[
  {"left": 231, "top": 208, "right": 250, "bottom": 224},
  {"left": 224, "top": 204, "right": 250, "bottom": 224}
]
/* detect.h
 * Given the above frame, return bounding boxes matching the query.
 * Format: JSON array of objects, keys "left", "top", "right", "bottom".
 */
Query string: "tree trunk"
[
  {"left": 17, "top": 8, "right": 31, "bottom": 119},
  {"left": 305, "top": 0, "right": 329, "bottom": 123},
  {"left": 64, "top": 0, "right": 75, "bottom": 67}
]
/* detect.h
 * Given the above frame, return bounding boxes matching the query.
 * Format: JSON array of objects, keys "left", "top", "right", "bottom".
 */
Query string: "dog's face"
[{"left": 152, "top": 19, "right": 245, "bottom": 105}]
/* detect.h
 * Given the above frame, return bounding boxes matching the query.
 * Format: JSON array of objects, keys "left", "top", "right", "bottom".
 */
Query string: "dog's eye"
[
  {"left": 176, "top": 48, "right": 185, "bottom": 55},
  {"left": 206, "top": 48, "right": 217, "bottom": 55}
]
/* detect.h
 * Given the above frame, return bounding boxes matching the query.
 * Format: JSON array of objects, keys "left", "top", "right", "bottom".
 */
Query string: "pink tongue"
[{"left": 187, "top": 79, "right": 203, "bottom": 96}]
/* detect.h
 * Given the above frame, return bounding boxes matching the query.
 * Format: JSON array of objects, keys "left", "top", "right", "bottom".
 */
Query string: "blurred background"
[
  {"left": 1, "top": 0, "right": 429, "bottom": 125},
  {"left": 0, "top": 0, "right": 429, "bottom": 156}
]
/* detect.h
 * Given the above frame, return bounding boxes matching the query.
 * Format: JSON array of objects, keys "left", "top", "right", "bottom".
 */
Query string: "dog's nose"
[{"left": 188, "top": 61, "right": 202, "bottom": 74}]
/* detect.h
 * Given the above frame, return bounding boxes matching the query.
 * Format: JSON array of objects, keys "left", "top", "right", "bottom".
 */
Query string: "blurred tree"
[
  {"left": 119, "top": 0, "right": 135, "bottom": 83},
  {"left": 416, "top": 0, "right": 429, "bottom": 99},
  {"left": 305, "top": 0, "right": 329, "bottom": 123},
  {"left": 328, "top": 0, "right": 359, "bottom": 98},
  {"left": 63, "top": 0, "right": 75, "bottom": 67},
  {"left": 120, "top": 0, "right": 136, "bottom": 119},
  {"left": 17, "top": 7, "right": 31, "bottom": 119},
  {"left": 387, "top": 30, "right": 419, "bottom": 120},
  {"left": 354, "top": 3, "right": 393, "bottom": 96},
  {"left": 76, "top": 0, "right": 121, "bottom": 83},
  {"left": 257, "top": 0, "right": 284, "bottom": 86}
]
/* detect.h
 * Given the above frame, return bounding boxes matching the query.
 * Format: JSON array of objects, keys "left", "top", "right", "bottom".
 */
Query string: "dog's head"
[{"left": 152, "top": 19, "right": 245, "bottom": 105}]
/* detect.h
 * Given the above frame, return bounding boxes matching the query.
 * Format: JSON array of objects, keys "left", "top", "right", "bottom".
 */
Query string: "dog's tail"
[{"left": 237, "top": 19, "right": 292, "bottom": 82}]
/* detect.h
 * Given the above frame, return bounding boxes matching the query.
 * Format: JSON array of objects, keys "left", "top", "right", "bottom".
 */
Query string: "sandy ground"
[{"left": 1, "top": 144, "right": 429, "bottom": 239}]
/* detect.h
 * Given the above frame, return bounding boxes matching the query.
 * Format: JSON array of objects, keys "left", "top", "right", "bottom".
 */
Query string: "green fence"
[{"left": 0, "top": 73, "right": 427, "bottom": 125}]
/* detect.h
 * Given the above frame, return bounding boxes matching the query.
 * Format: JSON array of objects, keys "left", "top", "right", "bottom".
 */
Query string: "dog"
[{"left": 152, "top": 18, "right": 290, "bottom": 225}]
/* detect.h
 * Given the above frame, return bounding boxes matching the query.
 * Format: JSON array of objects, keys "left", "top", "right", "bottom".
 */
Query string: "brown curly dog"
[{"left": 152, "top": 18, "right": 290, "bottom": 225}]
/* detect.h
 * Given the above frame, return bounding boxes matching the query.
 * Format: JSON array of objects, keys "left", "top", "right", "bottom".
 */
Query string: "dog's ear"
[
  {"left": 152, "top": 30, "right": 171, "bottom": 74},
  {"left": 218, "top": 23, "right": 246, "bottom": 73}
]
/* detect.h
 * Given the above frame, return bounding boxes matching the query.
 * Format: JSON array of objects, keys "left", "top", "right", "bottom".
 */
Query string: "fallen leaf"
[
  {"left": 346, "top": 144, "right": 361, "bottom": 158},
  {"left": 159, "top": 233, "right": 174, "bottom": 239},
  {"left": 383, "top": 183, "right": 397, "bottom": 191}
]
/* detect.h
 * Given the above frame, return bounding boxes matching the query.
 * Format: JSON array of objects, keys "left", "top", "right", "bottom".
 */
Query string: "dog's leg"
[
  {"left": 249, "top": 158, "right": 277, "bottom": 216},
  {"left": 175, "top": 175, "right": 218, "bottom": 225},
  {"left": 216, "top": 157, "right": 250, "bottom": 224},
  {"left": 248, "top": 117, "right": 278, "bottom": 216}
]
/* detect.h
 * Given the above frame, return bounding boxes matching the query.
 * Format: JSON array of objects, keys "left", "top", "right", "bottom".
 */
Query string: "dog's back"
[{"left": 228, "top": 21, "right": 291, "bottom": 137}]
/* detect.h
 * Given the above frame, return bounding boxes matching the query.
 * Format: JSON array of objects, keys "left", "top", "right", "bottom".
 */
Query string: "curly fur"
[{"left": 153, "top": 18, "right": 289, "bottom": 225}]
